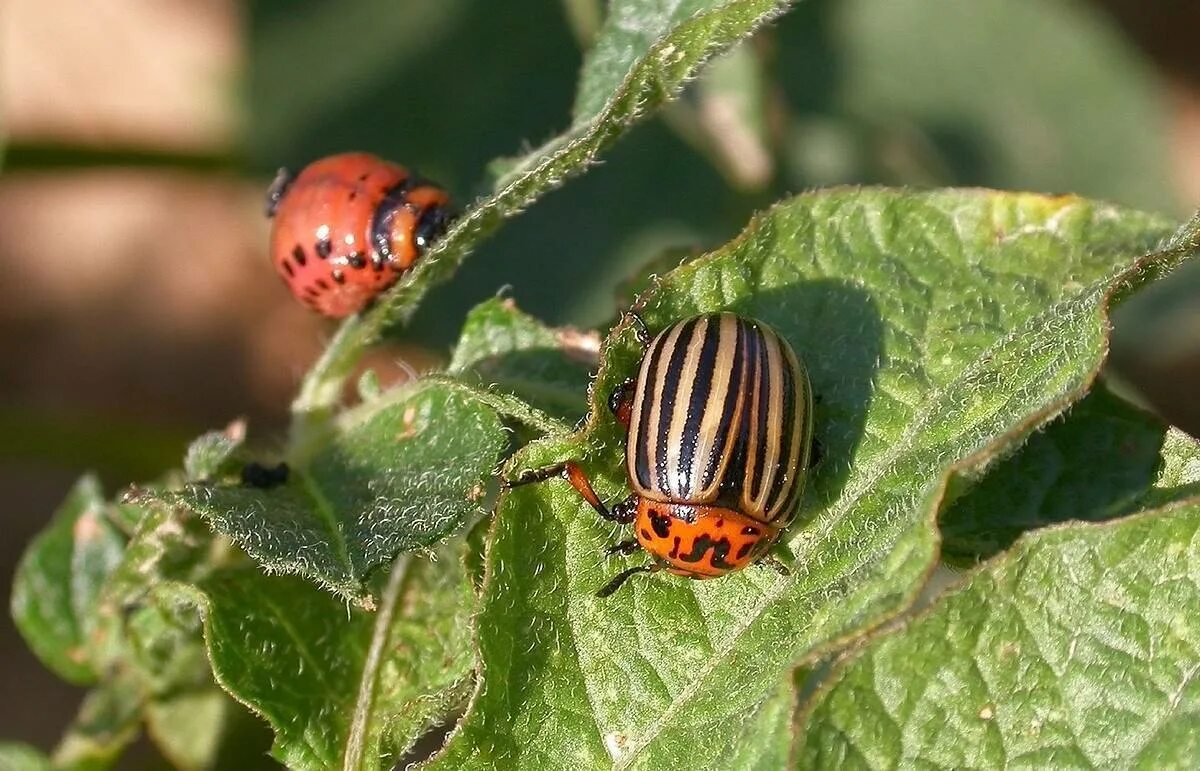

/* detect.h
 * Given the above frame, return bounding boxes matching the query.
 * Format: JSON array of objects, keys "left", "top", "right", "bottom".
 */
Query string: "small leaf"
[
  {"left": 126, "top": 598, "right": 266, "bottom": 771},
  {"left": 52, "top": 675, "right": 142, "bottom": 771},
  {"left": 183, "top": 420, "right": 248, "bottom": 481},
  {"left": 1135, "top": 428, "right": 1200, "bottom": 510},
  {"left": 154, "top": 381, "right": 508, "bottom": 602},
  {"left": 798, "top": 493, "right": 1200, "bottom": 768},
  {"left": 163, "top": 542, "right": 476, "bottom": 770},
  {"left": 11, "top": 476, "right": 126, "bottom": 684},
  {"left": 431, "top": 191, "right": 1186, "bottom": 768},
  {"left": 448, "top": 297, "right": 597, "bottom": 422},
  {"left": 939, "top": 385, "right": 1167, "bottom": 562}
]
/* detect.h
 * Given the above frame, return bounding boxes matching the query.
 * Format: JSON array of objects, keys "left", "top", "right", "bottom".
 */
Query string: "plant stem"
[{"left": 343, "top": 554, "right": 412, "bottom": 771}]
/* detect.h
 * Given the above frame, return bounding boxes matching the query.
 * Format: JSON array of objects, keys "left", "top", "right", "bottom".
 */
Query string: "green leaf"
[
  {"left": 430, "top": 190, "right": 1186, "bottom": 768},
  {"left": 939, "top": 385, "right": 1168, "bottom": 563},
  {"left": 151, "top": 381, "right": 508, "bottom": 603},
  {"left": 164, "top": 542, "right": 476, "bottom": 770},
  {"left": 448, "top": 297, "right": 596, "bottom": 422},
  {"left": 11, "top": 476, "right": 126, "bottom": 684},
  {"left": 291, "top": 0, "right": 796, "bottom": 431},
  {"left": 0, "top": 743, "right": 52, "bottom": 771},
  {"left": 798, "top": 493, "right": 1200, "bottom": 768}
]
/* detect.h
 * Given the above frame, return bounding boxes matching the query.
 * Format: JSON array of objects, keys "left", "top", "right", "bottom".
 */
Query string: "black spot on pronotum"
[
  {"left": 347, "top": 251, "right": 367, "bottom": 269},
  {"left": 241, "top": 461, "right": 290, "bottom": 489},
  {"left": 640, "top": 529, "right": 652, "bottom": 540},
  {"left": 292, "top": 245, "right": 307, "bottom": 266},
  {"left": 649, "top": 510, "right": 671, "bottom": 538},
  {"left": 315, "top": 238, "right": 332, "bottom": 259},
  {"left": 677, "top": 534, "right": 734, "bottom": 569}
]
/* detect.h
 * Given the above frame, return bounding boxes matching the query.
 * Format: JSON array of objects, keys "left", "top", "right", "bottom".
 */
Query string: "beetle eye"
[{"left": 264, "top": 167, "right": 294, "bottom": 218}]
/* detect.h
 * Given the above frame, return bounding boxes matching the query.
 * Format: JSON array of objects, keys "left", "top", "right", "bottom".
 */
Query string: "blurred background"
[{"left": 3, "top": 0, "right": 1198, "bottom": 760}]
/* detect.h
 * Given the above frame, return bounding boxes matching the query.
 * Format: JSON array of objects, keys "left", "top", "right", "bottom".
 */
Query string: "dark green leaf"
[
  {"left": 430, "top": 190, "right": 1185, "bottom": 768},
  {"left": 448, "top": 297, "right": 596, "bottom": 422},
  {"left": 939, "top": 385, "right": 1167, "bottom": 563},
  {"left": 162, "top": 541, "right": 475, "bottom": 770},
  {"left": 11, "top": 476, "right": 126, "bottom": 684},
  {"left": 92, "top": 498, "right": 272, "bottom": 770},
  {"left": 799, "top": 494, "right": 1200, "bottom": 768},
  {"left": 574, "top": 0, "right": 742, "bottom": 123},
  {"left": 151, "top": 382, "right": 508, "bottom": 603},
  {"left": 0, "top": 743, "right": 52, "bottom": 771}
]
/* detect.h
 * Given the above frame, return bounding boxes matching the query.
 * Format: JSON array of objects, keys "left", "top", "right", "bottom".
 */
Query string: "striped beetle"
[{"left": 513, "top": 312, "right": 815, "bottom": 596}]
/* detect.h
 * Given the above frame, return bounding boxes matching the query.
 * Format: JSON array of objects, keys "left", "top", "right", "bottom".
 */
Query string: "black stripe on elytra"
[
  {"left": 776, "top": 355, "right": 808, "bottom": 523},
  {"left": 370, "top": 178, "right": 414, "bottom": 266},
  {"left": 677, "top": 316, "right": 720, "bottom": 488},
  {"left": 292, "top": 245, "right": 307, "bottom": 266},
  {"left": 769, "top": 342, "right": 799, "bottom": 518},
  {"left": 747, "top": 325, "right": 772, "bottom": 504},
  {"left": 633, "top": 332, "right": 670, "bottom": 491},
  {"left": 331, "top": 269, "right": 345, "bottom": 285},
  {"left": 654, "top": 318, "right": 699, "bottom": 494},
  {"left": 703, "top": 318, "right": 747, "bottom": 490},
  {"left": 280, "top": 260, "right": 294, "bottom": 277}
]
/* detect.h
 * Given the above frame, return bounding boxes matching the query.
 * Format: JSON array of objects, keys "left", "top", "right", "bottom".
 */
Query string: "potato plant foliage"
[{"left": 8, "top": 1, "right": 1200, "bottom": 769}]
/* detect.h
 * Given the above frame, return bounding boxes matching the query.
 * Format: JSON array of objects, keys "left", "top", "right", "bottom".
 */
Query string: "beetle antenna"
[{"left": 596, "top": 564, "right": 659, "bottom": 597}]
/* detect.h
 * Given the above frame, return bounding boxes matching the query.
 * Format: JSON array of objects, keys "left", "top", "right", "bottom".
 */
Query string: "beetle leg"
[
  {"left": 809, "top": 438, "right": 823, "bottom": 468},
  {"left": 759, "top": 554, "right": 791, "bottom": 576},
  {"left": 509, "top": 461, "right": 631, "bottom": 522},
  {"left": 596, "top": 563, "right": 661, "bottom": 597},
  {"left": 606, "top": 538, "right": 641, "bottom": 556},
  {"left": 507, "top": 462, "right": 639, "bottom": 526},
  {"left": 504, "top": 461, "right": 568, "bottom": 488},
  {"left": 607, "top": 378, "right": 637, "bottom": 428}
]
